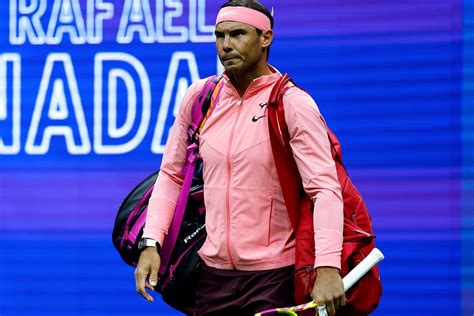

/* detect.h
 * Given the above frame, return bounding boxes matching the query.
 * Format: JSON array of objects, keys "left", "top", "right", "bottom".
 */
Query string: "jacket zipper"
[{"left": 225, "top": 96, "right": 244, "bottom": 269}]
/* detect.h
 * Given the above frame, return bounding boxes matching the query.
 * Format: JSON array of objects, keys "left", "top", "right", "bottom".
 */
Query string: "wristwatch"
[{"left": 138, "top": 237, "right": 161, "bottom": 254}]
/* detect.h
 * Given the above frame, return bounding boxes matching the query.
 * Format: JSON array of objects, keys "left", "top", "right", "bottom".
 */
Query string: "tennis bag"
[
  {"left": 112, "top": 76, "right": 223, "bottom": 314},
  {"left": 112, "top": 164, "right": 206, "bottom": 313},
  {"left": 267, "top": 74, "right": 382, "bottom": 316}
]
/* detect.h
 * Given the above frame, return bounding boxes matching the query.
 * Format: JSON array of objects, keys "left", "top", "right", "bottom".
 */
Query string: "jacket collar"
[{"left": 222, "top": 64, "right": 282, "bottom": 98}]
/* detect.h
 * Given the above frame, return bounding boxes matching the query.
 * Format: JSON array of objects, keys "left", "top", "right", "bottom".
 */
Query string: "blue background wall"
[{"left": 0, "top": 0, "right": 471, "bottom": 315}]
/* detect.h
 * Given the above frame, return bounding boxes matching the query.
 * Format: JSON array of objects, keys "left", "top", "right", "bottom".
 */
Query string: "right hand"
[{"left": 134, "top": 247, "right": 161, "bottom": 302}]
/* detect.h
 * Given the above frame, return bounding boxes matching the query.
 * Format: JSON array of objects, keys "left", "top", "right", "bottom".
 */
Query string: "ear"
[{"left": 261, "top": 29, "right": 273, "bottom": 49}]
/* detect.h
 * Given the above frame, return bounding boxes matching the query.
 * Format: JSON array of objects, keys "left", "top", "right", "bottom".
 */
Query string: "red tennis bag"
[{"left": 267, "top": 74, "right": 382, "bottom": 316}]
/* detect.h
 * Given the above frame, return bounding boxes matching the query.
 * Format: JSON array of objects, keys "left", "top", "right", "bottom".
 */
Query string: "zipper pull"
[
  {"left": 169, "top": 265, "right": 175, "bottom": 280},
  {"left": 237, "top": 98, "right": 243, "bottom": 106}
]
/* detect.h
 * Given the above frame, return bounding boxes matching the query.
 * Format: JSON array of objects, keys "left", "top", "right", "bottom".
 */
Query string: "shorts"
[{"left": 194, "top": 263, "right": 295, "bottom": 316}]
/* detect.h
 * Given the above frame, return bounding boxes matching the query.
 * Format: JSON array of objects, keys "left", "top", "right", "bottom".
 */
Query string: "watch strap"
[{"left": 140, "top": 238, "right": 161, "bottom": 254}]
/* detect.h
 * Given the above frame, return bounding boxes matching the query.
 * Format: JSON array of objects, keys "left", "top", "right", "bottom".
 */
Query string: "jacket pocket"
[
  {"left": 233, "top": 188, "right": 273, "bottom": 251},
  {"left": 267, "top": 196, "right": 274, "bottom": 246}
]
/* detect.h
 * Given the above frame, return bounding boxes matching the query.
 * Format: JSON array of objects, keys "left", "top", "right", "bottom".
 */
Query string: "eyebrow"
[{"left": 214, "top": 28, "right": 247, "bottom": 36}]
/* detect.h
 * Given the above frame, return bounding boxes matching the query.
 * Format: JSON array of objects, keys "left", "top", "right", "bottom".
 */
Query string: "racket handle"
[{"left": 342, "top": 248, "right": 384, "bottom": 292}]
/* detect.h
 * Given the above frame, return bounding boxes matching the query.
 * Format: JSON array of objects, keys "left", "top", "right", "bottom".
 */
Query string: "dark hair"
[{"left": 220, "top": 0, "right": 273, "bottom": 58}]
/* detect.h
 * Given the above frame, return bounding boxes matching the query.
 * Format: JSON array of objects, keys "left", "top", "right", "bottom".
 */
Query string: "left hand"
[{"left": 311, "top": 267, "right": 346, "bottom": 316}]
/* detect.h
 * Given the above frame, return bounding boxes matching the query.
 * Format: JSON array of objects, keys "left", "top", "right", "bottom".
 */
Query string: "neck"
[{"left": 229, "top": 62, "right": 272, "bottom": 96}]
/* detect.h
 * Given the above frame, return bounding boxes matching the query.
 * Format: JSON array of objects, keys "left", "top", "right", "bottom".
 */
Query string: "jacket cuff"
[
  {"left": 314, "top": 255, "right": 342, "bottom": 270},
  {"left": 314, "top": 228, "right": 343, "bottom": 269}
]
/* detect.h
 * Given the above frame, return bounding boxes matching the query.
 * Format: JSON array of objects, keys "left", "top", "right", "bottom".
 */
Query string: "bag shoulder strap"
[
  {"left": 267, "top": 74, "right": 303, "bottom": 231},
  {"left": 189, "top": 75, "right": 224, "bottom": 143},
  {"left": 268, "top": 74, "right": 343, "bottom": 231},
  {"left": 159, "top": 75, "right": 223, "bottom": 275}
]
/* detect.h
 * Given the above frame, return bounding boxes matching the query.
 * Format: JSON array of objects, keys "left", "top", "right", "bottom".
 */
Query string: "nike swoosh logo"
[
  {"left": 259, "top": 102, "right": 267, "bottom": 109},
  {"left": 252, "top": 115, "right": 267, "bottom": 122},
  {"left": 219, "top": 11, "right": 237, "bottom": 18}
]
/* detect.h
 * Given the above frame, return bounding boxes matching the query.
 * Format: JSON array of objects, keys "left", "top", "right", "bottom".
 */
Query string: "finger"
[
  {"left": 134, "top": 268, "right": 146, "bottom": 292},
  {"left": 149, "top": 268, "right": 158, "bottom": 287},
  {"left": 135, "top": 268, "right": 153, "bottom": 302},
  {"left": 333, "top": 296, "right": 340, "bottom": 311},
  {"left": 340, "top": 295, "right": 346, "bottom": 307},
  {"left": 325, "top": 300, "right": 336, "bottom": 316},
  {"left": 145, "top": 282, "right": 155, "bottom": 291},
  {"left": 138, "top": 287, "right": 154, "bottom": 302}
]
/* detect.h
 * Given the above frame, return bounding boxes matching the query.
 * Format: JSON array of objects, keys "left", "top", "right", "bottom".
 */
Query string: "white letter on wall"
[
  {"left": 117, "top": 0, "right": 155, "bottom": 44},
  {"left": 86, "top": 0, "right": 114, "bottom": 44},
  {"left": 94, "top": 53, "right": 151, "bottom": 154},
  {"left": 9, "top": 0, "right": 47, "bottom": 45},
  {"left": 156, "top": 0, "right": 188, "bottom": 43},
  {"left": 0, "top": 54, "right": 21, "bottom": 154},
  {"left": 26, "top": 53, "right": 91, "bottom": 155},
  {"left": 189, "top": 0, "right": 214, "bottom": 43},
  {"left": 46, "top": 0, "right": 87, "bottom": 44},
  {"left": 151, "top": 51, "right": 200, "bottom": 154}
]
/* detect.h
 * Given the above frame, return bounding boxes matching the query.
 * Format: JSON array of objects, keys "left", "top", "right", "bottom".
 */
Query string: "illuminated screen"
[{"left": 0, "top": 0, "right": 471, "bottom": 315}]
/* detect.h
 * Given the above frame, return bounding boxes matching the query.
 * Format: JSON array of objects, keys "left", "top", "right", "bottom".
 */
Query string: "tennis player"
[{"left": 135, "top": 1, "right": 345, "bottom": 315}]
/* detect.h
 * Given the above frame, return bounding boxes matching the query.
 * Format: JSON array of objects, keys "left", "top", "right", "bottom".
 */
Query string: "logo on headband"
[
  {"left": 215, "top": 7, "right": 272, "bottom": 32},
  {"left": 219, "top": 10, "right": 237, "bottom": 18}
]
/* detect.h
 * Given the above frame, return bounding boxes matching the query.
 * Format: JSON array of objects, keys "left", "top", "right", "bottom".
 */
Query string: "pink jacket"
[{"left": 143, "top": 70, "right": 344, "bottom": 271}]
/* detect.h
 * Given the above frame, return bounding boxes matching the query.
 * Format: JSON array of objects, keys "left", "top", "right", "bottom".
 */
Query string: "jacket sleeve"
[
  {"left": 282, "top": 88, "right": 344, "bottom": 269},
  {"left": 142, "top": 79, "right": 206, "bottom": 246}
]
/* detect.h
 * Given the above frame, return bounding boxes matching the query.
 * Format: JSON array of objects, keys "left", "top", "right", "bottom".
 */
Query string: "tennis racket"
[{"left": 255, "top": 248, "right": 385, "bottom": 316}]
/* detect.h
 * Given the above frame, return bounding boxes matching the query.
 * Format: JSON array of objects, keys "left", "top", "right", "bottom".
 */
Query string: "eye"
[{"left": 230, "top": 30, "right": 246, "bottom": 37}]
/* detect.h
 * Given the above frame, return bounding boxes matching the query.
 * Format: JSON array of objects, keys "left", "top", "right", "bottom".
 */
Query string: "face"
[{"left": 215, "top": 21, "right": 272, "bottom": 74}]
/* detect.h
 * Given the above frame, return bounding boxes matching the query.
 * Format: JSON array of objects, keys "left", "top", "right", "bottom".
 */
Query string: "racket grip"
[{"left": 342, "top": 248, "right": 384, "bottom": 292}]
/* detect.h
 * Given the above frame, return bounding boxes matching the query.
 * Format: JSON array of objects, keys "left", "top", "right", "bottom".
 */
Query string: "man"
[{"left": 135, "top": 1, "right": 345, "bottom": 315}]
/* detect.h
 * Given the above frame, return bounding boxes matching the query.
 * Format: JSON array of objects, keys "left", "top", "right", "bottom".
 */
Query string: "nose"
[{"left": 222, "top": 35, "right": 232, "bottom": 53}]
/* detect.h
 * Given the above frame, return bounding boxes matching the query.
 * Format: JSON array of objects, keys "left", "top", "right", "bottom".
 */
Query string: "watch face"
[
  {"left": 138, "top": 238, "right": 155, "bottom": 250},
  {"left": 138, "top": 238, "right": 146, "bottom": 250}
]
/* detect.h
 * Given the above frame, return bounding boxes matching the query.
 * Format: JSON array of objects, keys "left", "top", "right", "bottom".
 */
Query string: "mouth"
[{"left": 223, "top": 56, "right": 239, "bottom": 62}]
